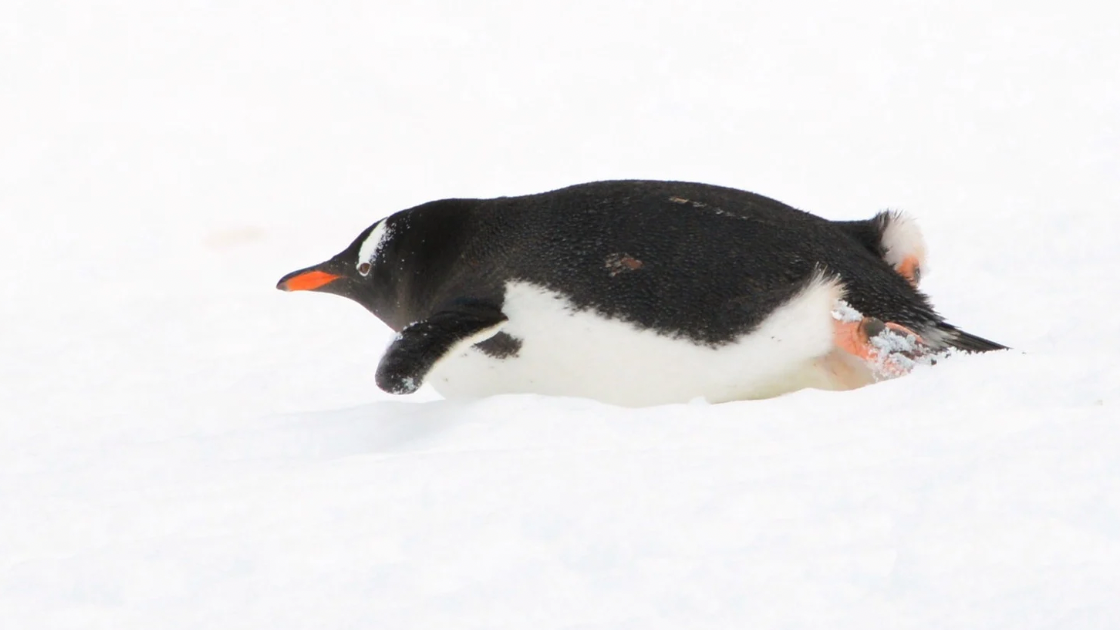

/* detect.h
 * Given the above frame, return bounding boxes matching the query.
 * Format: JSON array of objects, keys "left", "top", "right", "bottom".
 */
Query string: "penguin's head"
[{"left": 275, "top": 218, "right": 393, "bottom": 317}]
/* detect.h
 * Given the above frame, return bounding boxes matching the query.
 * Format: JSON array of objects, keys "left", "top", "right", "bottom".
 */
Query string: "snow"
[
  {"left": 831, "top": 300, "right": 866, "bottom": 324},
  {"left": 2, "top": 1, "right": 1119, "bottom": 628}
]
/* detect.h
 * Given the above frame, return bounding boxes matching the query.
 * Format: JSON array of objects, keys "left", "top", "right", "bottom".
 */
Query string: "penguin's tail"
[{"left": 932, "top": 322, "right": 1008, "bottom": 353}]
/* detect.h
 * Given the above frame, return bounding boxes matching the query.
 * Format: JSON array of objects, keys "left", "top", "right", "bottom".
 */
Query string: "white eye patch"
[{"left": 357, "top": 220, "right": 393, "bottom": 270}]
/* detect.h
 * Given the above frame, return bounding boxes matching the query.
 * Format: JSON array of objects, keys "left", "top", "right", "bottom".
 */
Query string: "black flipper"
[{"left": 375, "top": 301, "right": 507, "bottom": 394}]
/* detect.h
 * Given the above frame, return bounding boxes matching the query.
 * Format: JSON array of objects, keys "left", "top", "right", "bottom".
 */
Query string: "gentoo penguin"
[{"left": 277, "top": 180, "right": 1004, "bottom": 406}]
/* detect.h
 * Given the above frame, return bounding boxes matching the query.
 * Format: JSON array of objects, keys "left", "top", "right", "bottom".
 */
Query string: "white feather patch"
[
  {"left": 879, "top": 210, "right": 928, "bottom": 273},
  {"left": 358, "top": 220, "right": 393, "bottom": 269},
  {"left": 425, "top": 276, "right": 861, "bottom": 406}
]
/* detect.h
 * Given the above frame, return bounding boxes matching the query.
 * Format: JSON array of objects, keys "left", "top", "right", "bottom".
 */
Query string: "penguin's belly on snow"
[{"left": 426, "top": 279, "right": 859, "bottom": 406}]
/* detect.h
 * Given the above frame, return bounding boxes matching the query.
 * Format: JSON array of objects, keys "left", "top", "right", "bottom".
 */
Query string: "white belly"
[{"left": 425, "top": 277, "right": 867, "bottom": 406}]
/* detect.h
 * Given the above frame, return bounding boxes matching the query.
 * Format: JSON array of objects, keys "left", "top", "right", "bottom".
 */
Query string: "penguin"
[{"left": 277, "top": 180, "right": 1004, "bottom": 406}]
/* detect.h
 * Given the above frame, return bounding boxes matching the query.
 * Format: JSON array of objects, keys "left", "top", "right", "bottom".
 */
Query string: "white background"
[{"left": 2, "top": 1, "right": 1118, "bottom": 628}]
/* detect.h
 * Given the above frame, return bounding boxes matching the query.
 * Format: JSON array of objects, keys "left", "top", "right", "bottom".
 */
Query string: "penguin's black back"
[{"left": 372, "top": 180, "right": 954, "bottom": 347}]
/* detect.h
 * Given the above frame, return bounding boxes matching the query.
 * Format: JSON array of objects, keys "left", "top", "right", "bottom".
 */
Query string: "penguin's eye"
[{"left": 358, "top": 262, "right": 371, "bottom": 276}]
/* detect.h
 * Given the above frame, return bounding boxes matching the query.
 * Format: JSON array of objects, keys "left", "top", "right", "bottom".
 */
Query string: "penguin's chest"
[{"left": 424, "top": 279, "right": 852, "bottom": 406}]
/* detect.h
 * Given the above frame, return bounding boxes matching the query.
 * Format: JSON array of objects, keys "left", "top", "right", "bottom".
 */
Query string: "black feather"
[{"left": 934, "top": 323, "right": 1008, "bottom": 353}]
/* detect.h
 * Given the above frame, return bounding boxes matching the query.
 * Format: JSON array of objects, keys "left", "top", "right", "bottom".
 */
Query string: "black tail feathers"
[{"left": 935, "top": 322, "right": 1007, "bottom": 353}]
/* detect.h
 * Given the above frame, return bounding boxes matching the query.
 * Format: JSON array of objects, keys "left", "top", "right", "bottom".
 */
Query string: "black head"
[
  {"left": 278, "top": 199, "right": 484, "bottom": 331},
  {"left": 275, "top": 219, "right": 390, "bottom": 317}
]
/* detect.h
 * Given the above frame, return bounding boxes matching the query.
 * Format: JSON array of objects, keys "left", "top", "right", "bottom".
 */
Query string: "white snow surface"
[{"left": 2, "top": 2, "right": 1119, "bottom": 628}]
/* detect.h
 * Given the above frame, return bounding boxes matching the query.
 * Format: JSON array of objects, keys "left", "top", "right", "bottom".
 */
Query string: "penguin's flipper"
[{"left": 375, "top": 303, "right": 507, "bottom": 394}]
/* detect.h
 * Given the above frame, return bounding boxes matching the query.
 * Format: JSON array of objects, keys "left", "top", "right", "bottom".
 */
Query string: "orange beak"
[{"left": 277, "top": 269, "right": 341, "bottom": 292}]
